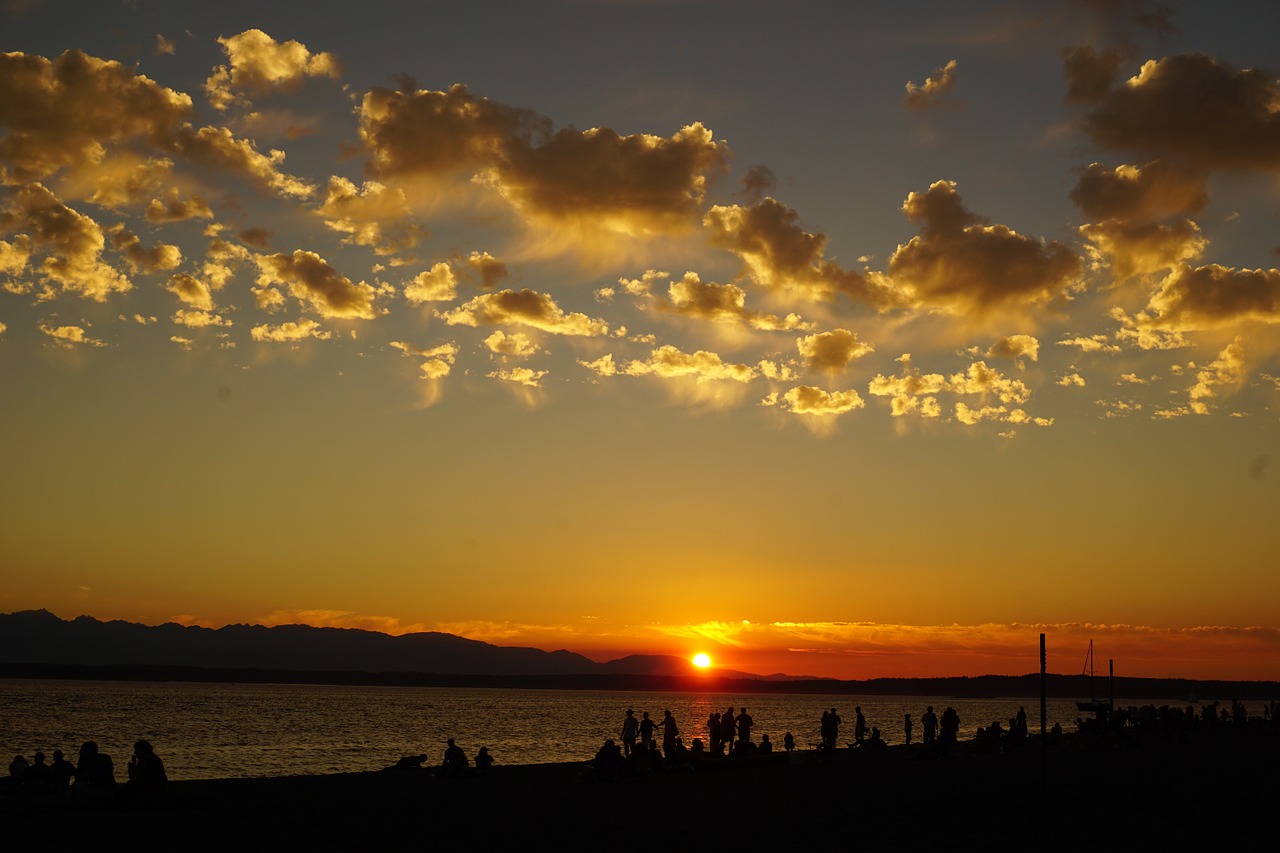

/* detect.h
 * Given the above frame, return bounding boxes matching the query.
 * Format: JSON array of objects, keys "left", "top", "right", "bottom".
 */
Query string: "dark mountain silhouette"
[{"left": 0, "top": 610, "right": 825, "bottom": 680}]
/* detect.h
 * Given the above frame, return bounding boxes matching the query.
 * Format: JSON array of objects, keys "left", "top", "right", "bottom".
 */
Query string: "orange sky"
[{"left": 2, "top": 1, "right": 1278, "bottom": 682}]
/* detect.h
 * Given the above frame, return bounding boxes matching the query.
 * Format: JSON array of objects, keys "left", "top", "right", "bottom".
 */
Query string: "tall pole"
[{"left": 1040, "top": 633, "right": 1047, "bottom": 789}]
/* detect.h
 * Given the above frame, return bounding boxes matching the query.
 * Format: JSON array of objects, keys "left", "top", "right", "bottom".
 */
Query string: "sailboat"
[{"left": 1076, "top": 640, "right": 1112, "bottom": 713}]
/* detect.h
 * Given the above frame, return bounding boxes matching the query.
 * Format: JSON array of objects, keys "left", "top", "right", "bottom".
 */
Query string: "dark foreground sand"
[{"left": 7, "top": 726, "right": 1277, "bottom": 851}]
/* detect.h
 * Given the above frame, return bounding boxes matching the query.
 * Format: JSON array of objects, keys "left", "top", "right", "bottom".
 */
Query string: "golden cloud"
[
  {"left": 441, "top": 288, "right": 609, "bottom": 336},
  {"left": 484, "top": 330, "right": 539, "bottom": 358},
  {"left": 467, "top": 251, "right": 508, "bottom": 289},
  {"left": 40, "top": 323, "right": 105, "bottom": 347},
  {"left": 773, "top": 385, "right": 866, "bottom": 416},
  {"left": 317, "top": 177, "right": 423, "bottom": 254},
  {"left": 250, "top": 318, "right": 331, "bottom": 342},
  {"left": 487, "top": 366, "right": 548, "bottom": 387},
  {"left": 1070, "top": 161, "right": 1207, "bottom": 222},
  {"left": 657, "top": 271, "right": 810, "bottom": 331},
  {"left": 172, "top": 309, "right": 230, "bottom": 328},
  {"left": 403, "top": 261, "right": 457, "bottom": 304},
  {"left": 146, "top": 187, "right": 213, "bottom": 223},
  {"left": 796, "top": 329, "right": 874, "bottom": 372},
  {"left": 1084, "top": 53, "right": 1280, "bottom": 171},
  {"left": 107, "top": 226, "right": 182, "bottom": 273},
  {"left": 1137, "top": 264, "right": 1280, "bottom": 331},
  {"left": 1079, "top": 218, "right": 1206, "bottom": 284},
  {"left": 253, "top": 249, "right": 380, "bottom": 319},
  {"left": 359, "top": 83, "right": 727, "bottom": 234},
  {"left": 621, "top": 345, "right": 757, "bottom": 384},
  {"left": 984, "top": 334, "right": 1039, "bottom": 362},
  {"left": 391, "top": 339, "right": 459, "bottom": 379},
  {"left": 0, "top": 183, "right": 131, "bottom": 300},
  {"left": 873, "top": 181, "right": 1082, "bottom": 312},
  {"left": 704, "top": 198, "right": 889, "bottom": 305},
  {"left": 905, "top": 59, "right": 958, "bottom": 109},
  {"left": 205, "top": 29, "right": 341, "bottom": 111},
  {"left": 868, "top": 354, "right": 1034, "bottom": 420}
]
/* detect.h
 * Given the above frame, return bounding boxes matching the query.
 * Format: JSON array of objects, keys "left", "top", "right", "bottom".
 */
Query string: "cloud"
[
  {"left": 1062, "top": 45, "right": 1127, "bottom": 103},
  {"left": 167, "top": 124, "right": 313, "bottom": 198},
  {"left": 1079, "top": 218, "right": 1206, "bottom": 284},
  {"left": 984, "top": 335, "right": 1040, "bottom": 362},
  {"left": 250, "top": 318, "right": 331, "bottom": 342},
  {"left": 1186, "top": 338, "right": 1245, "bottom": 413},
  {"left": 467, "top": 251, "right": 508, "bottom": 289},
  {"left": 1136, "top": 264, "right": 1280, "bottom": 331},
  {"left": 868, "top": 354, "right": 1034, "bottom": 419},
  {"left": 0, "top": 50, "right": 192, "bottom": 182},
  {"left": 359, "top": 83, "right": 727, "bottom": 235},
  {"left": 871, "top": 181, "right": 1083, "bottom": 313},
  {"left": 1057, "top": 333, "right": 1122, "bottom": 353},
  {"left": 441, "top": 288, "right": 609, "bottom": 336},
  {"left": 107, "top": 226, "right": 182, "bottom": 273},
  {"left": 487, "top": 366, "right": 547, "bottom": 387},
  {"left": 619, "top": 345, "right": 757, "bottom": 384},
  {"left": 1058, "top": 373, "right": 1086, "bottom": 387},
  {"left": 1084, "top": 53, "right": 1280, "bottom": 172},
  {"left": 40, "top": 323, "right": 105, "bottom": 347},
  {"left": 905, "top": 59, "right": 958, "bottom": 109},
  {"left": 253, "top": 249, "right": 381, "bottom": 319},
  {"left": 1070, "top": 161, "right": 1208, "bottom": 222},
  {"left": 0, "top": 183, "right": 131, "bottom": 300},
  {"left": 796, "top": 329, "right": 874, "bottom": 372},
  {"left": 704, "top": 198, "right": 889, "bottom": 305},
  {"left": 403, "top": 261, "right": 457, "bottom": 304},
  {"left": 146, "top": 188, "right": 213, "bottom": 223},
  {"left": 205, "top": 29, "right": 341, "bottom": 111},
  {"left": 954, "top": 403, "right": 1052, "bottom": 427},
  {"left": 739, "top": 165, "right": 776, "bottom": 202},
  {"left": 483, "top": 330, "right": 540, "bottom": 358},
  {"left": 771, "top": 385, "right": 866, "bottom": 416},
  {"left": 391, "top": 340, "right": 459, "bottom": 379},
  {"left": 656, "top": 271, "right": 810, "bottom": 331},
  {"left": 317, "top": 177, "right": 424, "bottom": 254}
]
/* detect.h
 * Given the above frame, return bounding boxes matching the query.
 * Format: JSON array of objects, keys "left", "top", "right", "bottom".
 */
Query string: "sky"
[{"left": 2, "top": 0, "right": 1278, "bottom": 682}]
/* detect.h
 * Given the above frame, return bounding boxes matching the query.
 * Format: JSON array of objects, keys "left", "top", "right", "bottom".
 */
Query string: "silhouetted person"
[
  {"left": 708, "top": 711, "right": 722, "bottom": 755},
  {"left": 783, "top": 731, "right": 795, "bottom": 752},
  {"left": 50, "top": 749, "right": 75, "bottom": 792},
  {"left": 620, "top": 708, "right": 639, "bottom": 757},
  {"left": 639, "top": 711, "right": 657, "bottom": 749},
  {"left": 592, "top": 739, "right": 623, "bottom": 781},
  {"left": 661, "top": 710, "right": 680, "bottom": 757},
  {"left": 74, "top": 741, "right": 115, "bottom": 796},
  {"left": 922, "top": 706, "right": 938, "bottom": 745},
  {"left": 758, "top": 734, "right": 773, "bottom": 754},
  {"left": 440, "top": 738, "right": 468, "bottom": 778},
  {"left": 904, "top": 713, "right": 913, "bottom": 746},
  {"left": 828, "top": 708, "right": 842, "bottom": 749},
  {"left": 392, "top": 754, "right": 428, "bottom": 771},
  {"left": 1016, "top": 706, "right": 1028, "bottom": 739},
  {"left": 126, "top": 740, "right": 166, "bottom": 795},
  {"left": 721, "top": 707, "right": 736, "bottom": 751},
  {"left": 474, "top": 747, "right": 494, "bottom": 776},
  {"left": 6, "top": 754, "right": 28, "bottom": 793},
  {"left": 939, "top": 707, "right": 960, "bottom": 750},
  {"left": 736, "top": 707, "right": 753, "bottom": 744},
  {"left": 867, "top": 727, "right": 886, "bottom": 748},
  {"left": 854, "top": 707, "right": 867, "bottom": 745}
]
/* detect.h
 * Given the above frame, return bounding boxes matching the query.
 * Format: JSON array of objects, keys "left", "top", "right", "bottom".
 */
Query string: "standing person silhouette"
[
  {"left": 922, "top": 706, "right": 938, "bottom": 745},
  {"left": 639, "top": 711, "right": 657, "bottom": 750},
  {"left": 708, "top": 711, "right": 722, "bottom": 755},
  {"left": 854, "top": 707, "right": 867, "bottom": 745},
  {"left": 660, "top": 710, "right": 679, "bottom": 758},
  {"left": 620, "top": 709, "right": 639, "bottom": 757},
  {"left": 903, "top": 713, "right": 914, "bottom": 746},
  {"left": 720, "top": 707, "right": 736, "bottom": 752},
  {"left": 735, "top": 707, "right": 754, "bottom": 745},
  {"left": 828, "top": 708, "right": 842, "bottom": 749}
]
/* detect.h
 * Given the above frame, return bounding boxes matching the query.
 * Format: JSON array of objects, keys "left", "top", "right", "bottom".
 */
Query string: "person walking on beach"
[
  {"left": 620, "top": 708, "right": 639, "bottom": 757},
  {"left": 922, "top": 706, "right": 938, "bottom": 745},
  {"left": 639, "top": 711, "right": 657, "bottom": 749}
]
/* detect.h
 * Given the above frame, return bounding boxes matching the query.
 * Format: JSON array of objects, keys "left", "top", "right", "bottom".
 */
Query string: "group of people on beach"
[{"left": 4, "top": 739, "right": 166, "bottom": 798}]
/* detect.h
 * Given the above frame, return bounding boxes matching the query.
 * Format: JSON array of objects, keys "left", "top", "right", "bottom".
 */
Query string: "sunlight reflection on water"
[{"left": 1, "top": 679, "right": 1143, "bottom": 780}]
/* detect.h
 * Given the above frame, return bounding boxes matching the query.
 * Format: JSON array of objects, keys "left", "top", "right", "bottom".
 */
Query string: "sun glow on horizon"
[{"left": 692, "top": 652, "right": 711, "bottom": 668}]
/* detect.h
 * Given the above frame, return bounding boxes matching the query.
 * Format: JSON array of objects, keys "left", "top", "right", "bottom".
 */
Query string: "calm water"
[{"left": 1, "top": 679, "right": 1156, "bottom": 781}]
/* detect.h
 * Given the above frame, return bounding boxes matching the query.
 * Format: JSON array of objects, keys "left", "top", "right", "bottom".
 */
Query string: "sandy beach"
[{"left": 7, "top": 725, "right": 1276, "bottom": 851}]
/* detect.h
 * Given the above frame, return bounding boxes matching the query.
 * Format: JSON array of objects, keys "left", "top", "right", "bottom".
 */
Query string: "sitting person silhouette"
[
  {"left": 474, "top": 747, "right": 494, "bottom": 776},
  {"left": 440, "top": 738, "right": 469, "bottom": 778},
  {"left": 126, "top": 739, "right": 166, "bottom": 795}
]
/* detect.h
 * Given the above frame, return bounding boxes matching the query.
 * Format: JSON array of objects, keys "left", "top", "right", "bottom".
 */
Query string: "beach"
[{"left": 7, "top": 724, "right": 1276, "bottom": 851}]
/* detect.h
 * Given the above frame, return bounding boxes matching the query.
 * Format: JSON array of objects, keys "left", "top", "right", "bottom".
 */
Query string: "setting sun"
[{"left": 692, "top": 653, "right": 711, "bottom": 669}]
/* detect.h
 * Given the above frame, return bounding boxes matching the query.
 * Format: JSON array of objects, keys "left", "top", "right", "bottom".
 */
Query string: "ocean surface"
[{"left": 1, "top": 679, "right": 1179, "bottom": 781}]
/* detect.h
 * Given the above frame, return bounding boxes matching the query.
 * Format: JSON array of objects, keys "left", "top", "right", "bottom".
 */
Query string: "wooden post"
[{"left": 1040, "top": 633, "right": 1047, "bottom": 789}]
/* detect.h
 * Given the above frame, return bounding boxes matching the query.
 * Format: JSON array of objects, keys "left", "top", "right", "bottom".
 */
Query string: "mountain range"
[{"left": 0, "top": 609, "right": 803, "bottom": 680}]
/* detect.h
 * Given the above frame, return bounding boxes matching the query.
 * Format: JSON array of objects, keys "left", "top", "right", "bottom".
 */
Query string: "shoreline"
[{"left": 7, "top": 726, "right": 1277, "bottom": 850}]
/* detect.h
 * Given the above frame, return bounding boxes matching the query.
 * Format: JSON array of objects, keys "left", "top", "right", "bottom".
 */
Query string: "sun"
[{"left": 692, "top": 653, "right": 711, "bottom": 669}]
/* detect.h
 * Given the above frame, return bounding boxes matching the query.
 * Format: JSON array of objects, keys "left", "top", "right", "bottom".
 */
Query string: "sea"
[{"left": 0, "top": 679, "right": 1184, "bottom": 781}]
